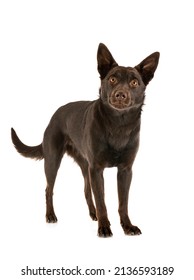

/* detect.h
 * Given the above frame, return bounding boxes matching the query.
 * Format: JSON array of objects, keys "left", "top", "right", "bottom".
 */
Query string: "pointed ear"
[
  {"left": 135, "top": 52, "right": 160, "bottom": 86},
  {"left": 97, "top": 43, "right": 118, "bottom": 79}
]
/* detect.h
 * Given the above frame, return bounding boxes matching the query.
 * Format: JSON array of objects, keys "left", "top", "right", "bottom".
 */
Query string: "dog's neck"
[
  {"left": 94, "top": 98, "right": 141, "bottom": 151},
  {"left": 96, "top": 97, "right": 143, "bottom": 131}
]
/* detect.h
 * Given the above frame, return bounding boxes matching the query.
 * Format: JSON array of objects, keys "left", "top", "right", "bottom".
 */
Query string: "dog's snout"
[
  {"left": 109, "top": 90, "right": 132, "bottom": 110},
  {"left": 115, "top": 91, "right": 128, "bottom": 100}
]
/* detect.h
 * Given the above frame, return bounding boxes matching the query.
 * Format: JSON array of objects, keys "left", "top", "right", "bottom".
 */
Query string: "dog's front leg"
[
  {"left": 89, "top": 166, "right": 112, "bottom": 237},
  {"left": 117, "top": 167, "right": 141, "bottom": 235}
]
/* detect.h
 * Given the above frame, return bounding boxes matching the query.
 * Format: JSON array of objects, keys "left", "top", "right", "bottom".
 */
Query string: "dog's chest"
[
  {"left": 107, "top": 128, "right": 131, "bottom": 149},
  {"left": 100, "top": 129, "right": 139, "bottom": 167}
]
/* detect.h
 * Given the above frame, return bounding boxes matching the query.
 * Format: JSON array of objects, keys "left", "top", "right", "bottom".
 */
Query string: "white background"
[{"left": 1, "top": 0, "right": 194, "bottom": 279}]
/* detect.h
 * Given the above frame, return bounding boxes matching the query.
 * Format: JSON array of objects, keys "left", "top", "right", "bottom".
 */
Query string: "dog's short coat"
[{"left": 11, "top": 43, "right": 159, "bottom": 237}]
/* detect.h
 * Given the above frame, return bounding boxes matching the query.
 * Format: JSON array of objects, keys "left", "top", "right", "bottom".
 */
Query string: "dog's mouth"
[{"left": 109, "top": 101, "right": 131, "bottom": 110}]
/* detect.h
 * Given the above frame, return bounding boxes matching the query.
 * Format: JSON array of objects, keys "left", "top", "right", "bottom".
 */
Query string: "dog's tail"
[{"left": 11, "top": 128, "right": 44, "bottom": 160}]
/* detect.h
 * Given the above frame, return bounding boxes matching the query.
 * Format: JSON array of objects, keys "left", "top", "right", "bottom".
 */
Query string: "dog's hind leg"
[
  {"left": 81, "top": 162, "right": 97, "bottom": 221},
  {"left": 66, "top": 144, "right": 97, "bottom": 221},
  {"left": 43, "top": 131, "right": 64, "bottom": 223}
]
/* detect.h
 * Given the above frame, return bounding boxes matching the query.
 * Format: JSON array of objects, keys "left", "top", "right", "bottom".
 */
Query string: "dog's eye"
[
  {"left": 130, "top": 79, "right": 139, "bottom": 88},
  {"left": 109, "top": 76, "right": 117, "bottom": 84}
]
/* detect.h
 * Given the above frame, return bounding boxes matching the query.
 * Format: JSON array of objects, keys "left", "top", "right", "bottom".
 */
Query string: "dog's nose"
[
  {"left": 110, "top": 90, "right": 132, "bottom": 109},
  {"left": 114, "top": 91, "right": 128, "bottom": 101}
]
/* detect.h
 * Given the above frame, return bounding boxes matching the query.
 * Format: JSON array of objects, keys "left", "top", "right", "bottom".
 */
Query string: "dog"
[{"left": 11, "top": 43, "right": 159, "bottom": 237}]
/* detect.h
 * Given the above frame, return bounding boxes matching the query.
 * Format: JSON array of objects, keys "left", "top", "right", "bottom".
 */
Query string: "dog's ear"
[
  {"left": 135, "top": 52, "right": 160, "bottom": 86},
  {"left": 97, "top": 43, "right": 118, "bottom": 79}
]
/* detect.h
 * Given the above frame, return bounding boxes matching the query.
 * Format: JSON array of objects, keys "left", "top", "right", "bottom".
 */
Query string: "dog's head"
[{"left": 97, "top": 43, "right": 160, "bottom": 111}]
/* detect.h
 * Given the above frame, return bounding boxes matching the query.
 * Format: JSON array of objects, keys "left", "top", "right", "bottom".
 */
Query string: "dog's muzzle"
[{"left": 109, "top": 90, "right": 132, "bottom": 110}]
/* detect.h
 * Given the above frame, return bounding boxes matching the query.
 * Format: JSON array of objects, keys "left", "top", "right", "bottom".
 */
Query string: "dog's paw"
[
  {"left": 89, "top": 211, "right": 97, "bottom": 221},
  {"left": 122, "top": 223, "right": 142, "bottom": 235},
  {"left": 98, "top": 226, "right": 113, "bottom": 237},
  {"left": 97, "top": 217, "right": 112, "bottom": 237},
  {"left": 46, "top": 212, "right": 58, "bottom": 223}
]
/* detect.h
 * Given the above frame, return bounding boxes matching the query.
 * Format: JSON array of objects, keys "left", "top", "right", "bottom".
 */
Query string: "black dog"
[{"left": 11, "top": 43, "right": 159, "bottom": 237}]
